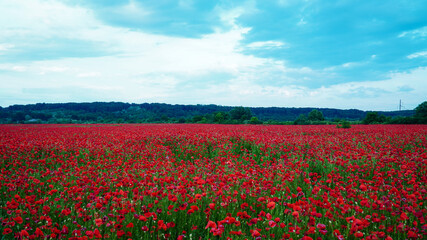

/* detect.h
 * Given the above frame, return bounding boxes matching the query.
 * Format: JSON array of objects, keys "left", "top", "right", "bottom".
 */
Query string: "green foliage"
[
  {"left": 415, "top": 101, "right": 427, "bottom": 118},
  {"left": 363, "top": 112, "right": 378, "bottom": 124},
  {"left": 381, "top": 101, "right": 427, "bottom": 124},
  {"left": 0, "top": 101, "right": 421, "bottom": 124},
  {"left": 293, "top": 114, "right": 308, "bottom": 125},
  {"left": 214, "top": 112, "right": 229, "bottom": 123},
  {"left": 363, "top": 112, "right": 388, "bottom": 124},
  {"left": 337, "top": 120, "right": 351, "bottom": 128},
  {"left": 192, "top": 115, "right": 204, "bottom": 123},
  {"left": 177, "top": 118, "right": 186, "bottom": 123},
  {"left": 229, "top": 106, "right": 252, "bottom": 122},
  {"left": 249, "top": 116, "right": 262, "bottom": 124},
  {"left": 308, "top": 109, "right": 325, "bottom": 121},
  {"left": 294, "top": 111, "right": 327, "bottom": 125}
]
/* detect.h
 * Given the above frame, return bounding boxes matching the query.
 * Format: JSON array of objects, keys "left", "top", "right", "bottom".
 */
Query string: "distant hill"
[{"left": 0, "top": 102, "right": 415, "bottom": 124}]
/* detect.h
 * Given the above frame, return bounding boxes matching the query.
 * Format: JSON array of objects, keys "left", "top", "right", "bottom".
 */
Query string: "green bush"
[{"left": 337, "top": 120, "right": 351, "bottom": 128}]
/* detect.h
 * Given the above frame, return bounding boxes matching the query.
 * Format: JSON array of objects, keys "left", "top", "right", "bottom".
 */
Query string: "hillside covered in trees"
[{"left": 0, "top": 102, "right": 419, "bottom": 124}]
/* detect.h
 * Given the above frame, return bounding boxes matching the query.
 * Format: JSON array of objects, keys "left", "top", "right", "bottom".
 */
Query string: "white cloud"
[
  {"left": 102, "top": 0, "right": 151, "bottom": 24},
  {"left": 324, "top": 58, "right": 371, "bottom": 71},
  {"left": 40, "top": 66, "right": 69, "bottom": 73},
  {"left": 215, "top": 1, "right": 257, "bottom": 29},
  {"left": 119, "top": 0, "right": 150, "bottom": 17},
  {"left": 0, "top": 0, "right": 297, "bottom": 107},
  {"left": 247, "top": 40, "right": 286, "bottom": 49},
  {"left": 0, "top": 44, "right": 14, "bottom": 54},
  {"left": 313, "top": 67, "right": 426, "bottom": 110},
  {"left": 12, "top": 66, "right": 26, "bottom": 72},
  {"left": 398, "top": 26, "right": 427, "bottom": 39},
  {"left": 189, "top": 67, "right": 427, "bottom": 110},
  {"left": 0, "top": 0, "right": 98, "bottom": 40},
  {"left": 407, "top": 51, "right": 427, "bottom": 59},
  {"left": 216, "top": 7, "right": 246, "bottom": 29},
  {"left": 341, "top": 62, "right": 353, "bottom": 68},
  {"left": 0, "top": 0, "right": 270, "bottom": 75},
  {"left": 340, "top": 61, "right": 365, "bottom": 68},
  {"left": 0, "top": 0, "right": 281, "bottom": 77},
  {"left": 77, "top": 72, "right": 101, "bottom": 78}
]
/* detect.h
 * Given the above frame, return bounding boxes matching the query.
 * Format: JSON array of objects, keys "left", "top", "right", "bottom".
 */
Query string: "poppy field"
[{"left": 1, "top": 124, "right": 426, "bottom": 240}]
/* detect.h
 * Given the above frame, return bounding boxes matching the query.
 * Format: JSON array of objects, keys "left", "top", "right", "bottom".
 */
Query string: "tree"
[
  {"left": 229, "top": 107, "right": 252, "bottom": 122},
  {"left": 363, "top": 112, "right": 378, "bottom": 124},
  {"left": 337, "top": 120, "right": 351, "bottom": 129},
  {"left": 363, "top": 112, "right": 387, "bottom": 124},
  {"left": 308, "top": 109, "right": 325, "bottom": 121},
  {"left": 12, "top": 112, "right": 26, "bottom": 122},
  {"left": 214, "top": 112, "right": 228, "bottom": 123},
  {"left": 293, "top": 114, "right": 308, "bottom": 125},
  {"left": 192, "top": 115, "right": 203, "bottom": 123},
  {"left": 415, "top": 101, "right": 427, "bottom": 118},
  {"left": 249, "top": 116, "right": 262, "bottom": 124}
]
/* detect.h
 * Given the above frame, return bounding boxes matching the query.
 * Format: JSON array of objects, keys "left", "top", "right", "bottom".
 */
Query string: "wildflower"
[
  {"left": 205, "top": 221, "right": 216, "bottom": 229},
  {"left": 2, "top": 228, "right": 12, "bottom": 235},
  {"left": 267, "top": 201, "right": 276, "bottom": 210}
]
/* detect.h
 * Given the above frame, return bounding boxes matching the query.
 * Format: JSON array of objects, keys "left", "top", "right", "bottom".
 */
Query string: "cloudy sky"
[{"left": 0, "top": 0, "right": 426, "bottom": 110}]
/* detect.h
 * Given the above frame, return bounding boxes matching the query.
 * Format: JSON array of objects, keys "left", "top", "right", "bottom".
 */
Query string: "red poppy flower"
[
  {"left": 20, "top": 230, "right": 29, "bottom": 238},
  {"left": 251, "top": 230, "right": 261, "bottom": 237},
  {"left": 35, "top": 228, "right": 44, "bottom": 237},
  {"left": 126, "top": 222, "right": 134, "bottom": 228},
  {"left": 95, "top": 218, "right": 103, "bottom": 227},
  {"left": 268, "top": 220, "right": 277, "bottom": 228},
  {"left": 267, "top": 201, "right": 276, "bottom": 210},
  {"left": 94, "top": 229, "right": 102, "bottom": 238},
  {"left": 117, "top": 230, "right": 125, "bottom": 237},
  {"left": 14, "top": 216, "right": 23, "bottom": 224},
  {"left": 205, "top": 220, "right": 217, "bottom": 229},
  {"left": 2, "top": 228, "right": 12, "bottom": 235}
]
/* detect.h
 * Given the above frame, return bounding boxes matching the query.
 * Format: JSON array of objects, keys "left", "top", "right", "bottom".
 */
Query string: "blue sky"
[{"left": 0, "top": 0, "right": 426, "bottom": 110}]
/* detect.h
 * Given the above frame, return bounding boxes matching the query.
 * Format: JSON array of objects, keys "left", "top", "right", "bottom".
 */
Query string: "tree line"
[{"left": 0, "top": 101, "right": 424, "bottom": 124}]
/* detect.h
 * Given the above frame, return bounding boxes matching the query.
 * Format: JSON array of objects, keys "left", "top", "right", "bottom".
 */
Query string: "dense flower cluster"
[{"left": 0, "top": 124, "right": 426, "bottom": 239}]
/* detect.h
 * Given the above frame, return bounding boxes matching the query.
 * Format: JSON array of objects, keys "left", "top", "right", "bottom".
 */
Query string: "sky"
[{"left": 0, "top": 0, "right": 426, "bottom": 111}]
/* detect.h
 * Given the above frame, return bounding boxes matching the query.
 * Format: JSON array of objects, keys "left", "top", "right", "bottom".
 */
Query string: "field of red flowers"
[{"left": 1, "top": 124, "right": 426, "bottom": 240}]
